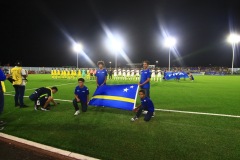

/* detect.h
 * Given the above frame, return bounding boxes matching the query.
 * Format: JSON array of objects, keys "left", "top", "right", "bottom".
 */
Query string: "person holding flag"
[
  {"left": 138, "top": 60, "right": 151, "bottom": 98},
  {"left": 131, "top": 89, "right": 155, "bottom": 122},
  {"left": 95, "top": 61, "right": 108, "bottom": 87},
  {"left": 72, "top": 78, "right": 89, "bottom": 115}
]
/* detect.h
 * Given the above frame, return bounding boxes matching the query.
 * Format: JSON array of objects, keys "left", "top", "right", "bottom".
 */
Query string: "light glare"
[
  {"left": 227, "top": 33, "right": 240, "bottom": 44},
  {"left": 164, "top": 37, "right": 176, "bottom": 47},
  {"left": 73, "top": 43, "right": 83, "bottom": 53}
]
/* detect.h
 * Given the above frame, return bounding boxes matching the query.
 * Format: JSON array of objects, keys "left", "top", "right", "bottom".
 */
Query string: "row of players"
[{"left": 51, "top": 68, "right": 162, "bottom": 81}]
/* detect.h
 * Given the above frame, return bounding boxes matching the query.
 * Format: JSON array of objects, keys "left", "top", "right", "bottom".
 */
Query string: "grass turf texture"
[{"left": 1, "top": 75, "right": 240, "bottom": 160}]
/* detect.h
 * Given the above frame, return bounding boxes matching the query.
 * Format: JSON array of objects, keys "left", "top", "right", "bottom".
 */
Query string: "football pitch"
[{"left": 1, "top": 74, "right": 240, "bottom": 160}]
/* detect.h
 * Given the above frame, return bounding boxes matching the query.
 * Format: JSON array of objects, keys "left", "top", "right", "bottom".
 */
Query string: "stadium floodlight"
[
  {"left": 164, "top": 37, "right": 176, "bottom": 71},
  {"left": 227, "top": 33, "right": 240, "bottom": 74},
  {"left": 73, "top": 43, "right": 83, "bottom": 68},
  {"left": 106, "top": 35, "right": 124, "bottom": 69},
  {"left": 156, "top": 61, "right": 158, "bottom": 67}
]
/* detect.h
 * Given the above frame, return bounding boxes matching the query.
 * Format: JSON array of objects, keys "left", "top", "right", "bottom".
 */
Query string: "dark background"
[{"left": 1, "top": 0, "right": 240, "bottom": 67}]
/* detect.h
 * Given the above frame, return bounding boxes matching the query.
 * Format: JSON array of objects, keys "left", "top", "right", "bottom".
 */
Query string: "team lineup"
[{"left": 50, "top": 67, "right": 162, "bottom": 81}]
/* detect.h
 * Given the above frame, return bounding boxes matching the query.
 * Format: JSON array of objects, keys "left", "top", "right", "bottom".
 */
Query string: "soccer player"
[
  {"left": 151, "top": 69, "right": 156, "bottom": 81},
  {"left": 67, "top": 69, "right": 71, "bottom": 79},
  {"left": 113, "top": 69, "right": 117, "bottom": 80},
  {"left": 90, "top": 68, "right": 94, "bottom": 80},
  {"left": 122, "top": 68, "right": 126, "bottom": 80},
  {"left": 86, "top": 69, "right": 90, "bottom": 80},
  {"left": 95, "top": 61, "right": 108, "bottom": 87},
  {"left": 118, "top": 68, "right": 122, "bottom": 80},
  {"left": 51, "top": 68, "right": 54, "bottom": 79},
  {"left": 29, "top": 86, "right": 58, "bottom": 111},
  {"left": 57, "top": 68, "right": 61, "bottom": 79},
  {"left": 82, "top": 69, "right": 86, "bottom": 78},
  {"left": 77, "top": 68, "right": 82, "bottom": 78},
  {"left": 126, "top": 69, "right": 130, "bottom": 80},
  {"left": 135, "top": 68, "right": 140, "bottom": 80},
  {"left": 131, "top": 89, "right": 155, "bottom": 122},
  {"left": 73, "top": 78, "right": 89, "bottom": 115},
  {"left": 130, "top": 69, "right": 135, "bottom": 81},
  {"left": 157, "top": 69, "right": 162, "bottom": 82},
  {"left": 138, "top": 60, "right": 151, "bottom": 98}
]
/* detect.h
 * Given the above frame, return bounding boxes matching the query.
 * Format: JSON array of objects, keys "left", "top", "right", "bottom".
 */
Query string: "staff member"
[
  {"left": 29, "top": 86, "right": 58, "bottom": 111},
  {"left": 0, "top": 67, "right": 9, "bottom": 130},
  {"left": 10, "top": 61, "right": 28, "bottom": 108}
]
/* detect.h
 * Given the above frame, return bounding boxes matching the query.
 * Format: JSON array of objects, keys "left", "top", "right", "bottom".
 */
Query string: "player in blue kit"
[
  {"left": 138, "top": 60, "right": 151, "bottom": 97},
  {"left": 73, "top": 78, "right": 89, "bottom": 115},
  {"left": 95, "top": 61, "right": 108, "bottom": 87},
  {"left": 131, "top": 90, "right": 155, "bottom": 122}
]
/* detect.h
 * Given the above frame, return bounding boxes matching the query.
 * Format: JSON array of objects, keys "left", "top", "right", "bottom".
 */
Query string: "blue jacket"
[{"left": 0, "top": 69, "right": 6, "bottom": 91}]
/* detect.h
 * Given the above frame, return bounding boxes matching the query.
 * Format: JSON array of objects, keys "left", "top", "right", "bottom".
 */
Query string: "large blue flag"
[
  {"left": 165, "top": 71, "right": 189, "bottom": 80},
  {"left": 89, "top": 84, "right": 139, "bottom": 111}
]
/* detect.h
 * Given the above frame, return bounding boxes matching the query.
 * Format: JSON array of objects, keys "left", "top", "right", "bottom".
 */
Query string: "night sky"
[{"left": 1, "top": 0, "right": 240, "bottom": 68}]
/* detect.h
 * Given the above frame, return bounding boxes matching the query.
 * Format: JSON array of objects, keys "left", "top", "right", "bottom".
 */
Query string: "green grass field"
[{"left": 1, "top": 75, "right": 240, "bottom": 160}]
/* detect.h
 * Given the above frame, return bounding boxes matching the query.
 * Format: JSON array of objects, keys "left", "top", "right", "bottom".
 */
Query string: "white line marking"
[
  {"left": 0, "top": 133, "right": 99, "bottom": 160},
  {"left": 4, "top": 94, "right": 240, "bottom": 119},
  {"left": 155, "top": 109, "right": 240, "bottom": 118}
]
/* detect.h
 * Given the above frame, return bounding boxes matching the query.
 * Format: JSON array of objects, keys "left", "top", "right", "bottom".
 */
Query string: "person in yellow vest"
[
  {"left": 60, "top": 69, "right": 64, "bottom": 79},
  {"left": 10, "top": 61, "right": 28, "bottom": 108},
  {"left": 0, "top": 67, "right": 10, "bottom": 130}
]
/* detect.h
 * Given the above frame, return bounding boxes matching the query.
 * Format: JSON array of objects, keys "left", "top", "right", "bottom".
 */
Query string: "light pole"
[
  {"left": 156, "top": 61, "right": 158, "bottom": 67},
  {"left": 73, "top": 43, "right": 83, "bottom": 68},
  {"left": 227, "top": 33, "right": 240, "bottom": 74},
  {"left": 109, "top": 61, "right": 112, "bottom": 68},
  {"left": 164, "top": 37, "right": 176, "bottom": 71}
]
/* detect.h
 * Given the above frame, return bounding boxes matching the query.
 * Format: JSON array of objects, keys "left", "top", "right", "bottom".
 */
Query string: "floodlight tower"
[
  {"left": 227, "top": 33, "right": 240, "bottom": 74},
  {"left": 164, "top": 37, "right": 176, "bottom": 71},
  {"left": 73, "top": 43, "right": 83, "bottom": 68}
]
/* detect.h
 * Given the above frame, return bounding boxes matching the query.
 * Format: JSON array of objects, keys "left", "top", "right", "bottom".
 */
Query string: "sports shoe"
[
  {"left": 74, "top": 110, "right": 80, "bottom": 116},
  {"left": 0, "top": 121, "right": 6, "bottom": 127},
  {"left": 41, "top": 107, "right": 49, "bottom": 111},
  {"left": 142, "top": 110, "right": 148, "bottom": 115},
  {"left": 131, "top": 116, "right": 138, "bottom": 122},
  {"left": 152, "top": 112, "right": 155, "bottom": 118}
]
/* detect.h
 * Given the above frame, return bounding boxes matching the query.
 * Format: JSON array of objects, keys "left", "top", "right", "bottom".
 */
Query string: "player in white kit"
[
  {"left": 130, "top": 69, "right": 135, "bottom": 81},
  {"left": 118, "top": 68, "right": 122, "bottom": 80},
  {"left": 135, "top": 69, "right": 140, "bottom": 80},
  {"left": 126, "top": 69, "right": 130, "bottom": 80},
  {"left": 157, "top": 69, "right": 162, "bottom": 82},
  {"left": 122, "top": 69, "right": 126, "bottom": 80},
  {"left": 151, "top": 69, "right": 156, "bottom": 81},
  {"left": 113, "top": 69, "right": 117, "bottom": 80}
]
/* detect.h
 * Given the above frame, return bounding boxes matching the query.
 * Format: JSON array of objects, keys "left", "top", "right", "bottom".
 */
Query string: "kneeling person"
[
  {"left": 29, "top": 87, "right": 58, "bottom": 111},
  {"left": 131, "top": 89, "right": 155, "bottom": 122},
  {"left": 73, "top": 78, "right": 89, "bottom": 115}
]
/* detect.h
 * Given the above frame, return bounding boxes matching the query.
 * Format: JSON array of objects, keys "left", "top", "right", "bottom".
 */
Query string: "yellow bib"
[
  {"left": 11, "top": 67, "right": 23, "bottom": 85},
  {"left": 1, "top": 81, "right": 6, "bottom": 92}
]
